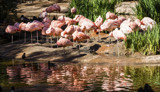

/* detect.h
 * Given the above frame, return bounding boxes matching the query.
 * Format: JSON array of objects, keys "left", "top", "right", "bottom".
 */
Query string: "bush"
[
  {"left": 125, "top": 24, "right": 160, "bottom": 55},
  {"left": 67, "top": 0, "right": 122, "bottom": 21},
  {"left": 134, "top": 0, "right": 160, "bottom": 23}
]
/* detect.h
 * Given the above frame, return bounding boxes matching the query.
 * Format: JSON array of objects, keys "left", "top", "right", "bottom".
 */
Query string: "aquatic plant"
[
  {"left": 68, "top": 0, "right": 122, "bottom": 21},
  {"left": 125, "top": 24, "right": 160, "bottom": 55},
  {"left": 134, "top": 0, "right": 160, "bottom": 23}
]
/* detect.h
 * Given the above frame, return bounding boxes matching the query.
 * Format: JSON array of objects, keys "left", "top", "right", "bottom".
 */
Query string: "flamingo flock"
[{"left": 5, "top": 4, "right": 156, "bottom": 55}]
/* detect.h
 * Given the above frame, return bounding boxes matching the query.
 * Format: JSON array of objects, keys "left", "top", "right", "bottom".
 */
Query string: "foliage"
[
  {"left": 0, "top": 0, "right": 18, "bottom": 22},
  {"left": 134, "top": 0, "right": 160, "bottom": 23},
  {"left": 68, "top": 0, "right": 122, "bottom": 21},
  {"left": 125, "top": 24, "right": 160, "bottom": 55},
  {"left": 124, "top": 66, "right": 160, "bottom": 90}
]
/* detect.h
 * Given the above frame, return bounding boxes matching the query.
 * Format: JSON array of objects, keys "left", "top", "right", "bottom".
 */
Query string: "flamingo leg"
[
  {"left": 57, "top": 37, "right": 59, "bottom": 48},
  {"left": 31, "top": 32, "right": 33, "bottom": 43},
  {"left": 63, "top": 47, "right": 65, "bottom": 55},
  {"left": 98, "top": 32, "right": 100, "bottom": 42},
  {"left": 11, "top": 34, "right": 13, "bottom": 44},
  {"left": 78, "top": 43, "right": 80, "bottom": 55},
  {"left": 19, "top": 32, "right": 20, "bottom": 40},
  {"left": 37, "top": 30, "right": 39, "bottom": 43},
  {"left": 24, "top": 31, "right": 26, "bottom": 43},
  {"left": 117, "top": 40, "right": 119, "bottom": 56},
  {"left": 50, "top": 36, "right": 52, "bottom": 48}
]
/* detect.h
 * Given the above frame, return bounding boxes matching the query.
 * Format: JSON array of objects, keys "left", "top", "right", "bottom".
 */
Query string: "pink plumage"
[
  {"left": 5, "top": 25, "right": 17, "bottom": 34},
  {"left": 56, "top": 37, "right": 73, "bottom": 47}
]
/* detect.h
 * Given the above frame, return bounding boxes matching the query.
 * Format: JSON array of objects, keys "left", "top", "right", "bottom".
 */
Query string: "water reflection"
[{"left": 1, "top": 62, "right": 159, "bottom": 91}]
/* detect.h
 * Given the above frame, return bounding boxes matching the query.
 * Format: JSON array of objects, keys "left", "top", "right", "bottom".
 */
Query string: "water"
[{"left": 0, "top": 61, "right": 160, "bottom": 92}]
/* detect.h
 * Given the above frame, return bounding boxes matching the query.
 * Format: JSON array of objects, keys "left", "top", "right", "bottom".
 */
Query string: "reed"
[
  {"left": 134, "top": 0, "right": 160, "bottom": 23},
  {"left": 68, "top": 0, "right": 122, "bottom": 21},
  {"left": 125, "top": 24, "right": 160, "bottom": 55}
]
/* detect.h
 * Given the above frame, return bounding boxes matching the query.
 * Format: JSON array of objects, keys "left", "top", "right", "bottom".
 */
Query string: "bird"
[
  {"left": 94, "top": 16, "right": 103, "bottom": 41},
  {"left": 71, "top": 7, "right": 77, "bottom": 14},
  {"left": 72, "top": 31, "right": 90, "bottom": 54},
  {"left": 56, "top": 37, "right": 73, "bottom": 54},
  {"left": 20, "top": 15, "right": 29, "bottom": 23},
  {"left": 5, "top": 25, "right": 18, "bottom": 44},
  {"left": 52, "top": 16, "right": 57, "bottom": 20},
  {"left": 137, "top": 84, "right": 154, "bottom": 92},
  {"left": 109, "top": 28, "right": 126, "bottom": 56},
  {"left": 22, "top": 53, "right": 26, "bottom": 59},
  {"left": 19, "top": 22, "right": 27, "bottom": 43},
  {"left": 106, "top": 11, "right": 118, "bottom": 20}
]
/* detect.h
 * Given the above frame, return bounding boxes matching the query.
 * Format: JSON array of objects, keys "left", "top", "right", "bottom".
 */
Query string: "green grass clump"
[
  {"left": 68, "top": 0, "right": 122, "bottom": 21},
  {"left": 134, "top": 0, "right": 160, "bottom": 23},
  {"left": 125, "top": 24, "right": 160, "bottom": 55}
]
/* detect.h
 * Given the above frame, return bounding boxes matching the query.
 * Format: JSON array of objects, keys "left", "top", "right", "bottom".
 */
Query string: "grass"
[
  {"left": 67, "top": 0, "right": 122, "bottom": 21},
  {"left": 125, "top": 24, "right": 160, "bottom": 55},
  {"left": 134, "top": 0, "right": 160, "bottom": 23}
]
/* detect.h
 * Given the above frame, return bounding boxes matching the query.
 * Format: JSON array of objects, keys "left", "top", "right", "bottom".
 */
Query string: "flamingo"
[
  {"left": 109, "top": 28, "right": 126, "bottom": 56},
  {"left": 5, "top": 25, "right": 17, "bottom": 44},
  {"left": 94, "top": 16, "right": 103, "bottom": 41},
  {"left": 56, "top": 37, "right": 73, "bottom": 54},
  {"left": 14, "top": 22, "right": 21, "bottom": 40},
  {"left": 39, "top": 11, "right": 48, "bottom": 19},
  {"left": 54, "top": 27, "right": 63, "bottom": 47},
  {"left": 25, "top": 22, "right": 36, "bottom": 43},
  {"left": 19, "top": 22, "right": 27, "bottom": 43},
  {"left": 72, "top": 31, "right": 90, "bottom": 54},
  {"left": 100, "top": 19, "right": 119, "bottom": 44},
  {"left": 58, "top": 16, "right": 77, "bottom": 25},
  {"left": 140, "top": 17, "right": 156, "bottom": 31},
  {"left": 71, "top": 7, "right": 77, "bottom": 14},
  {"left": 106, "top": 12, "right": 118, "bottom": 20},
  {"left": 45, "top": 4, "right": 61, "bottom": 17},
  {"left": 32, "top": 20, "right": 44, "bottom": 44},
  {"left": 46, "top": 26, "right": 55, "bottom": 48}
]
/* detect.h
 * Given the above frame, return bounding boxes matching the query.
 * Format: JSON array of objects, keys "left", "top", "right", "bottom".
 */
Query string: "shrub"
[
  {"left": 68, "top": 0, "right": 122, "bottom": 21},
  {"left": 134, "top": 0, "right": 160, "bottom": 23},
  {"left": 125, "top": 24, "right": 160, "bottom": 55}
]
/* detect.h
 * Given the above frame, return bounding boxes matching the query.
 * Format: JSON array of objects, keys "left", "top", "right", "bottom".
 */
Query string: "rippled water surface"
[{"left": 0, "top": 61, "right": 160, "bottom": 92}]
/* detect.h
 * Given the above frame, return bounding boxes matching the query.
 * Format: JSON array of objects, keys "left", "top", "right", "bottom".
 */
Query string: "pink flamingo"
[
  {"left": 56, "top": 37, "right": 73, "bottom": 54},
  {"left": 32, "top": 20, "right": 44, "bottom": 43},
  {"left": 71, "top": 7, "right": 77, "bottom": 14},
  {"left": 140, "top": 17, "right": 156, "bottom": 31},
  {"left": 14, "top": 22, "right": 21, "bottom": 40},
  {"left": 106, "top": 12, "right": 118, "bottom": 20},
  {"left": 72, "top": 31, "right": 90, "bottom": 54},
  {"left": 109, "top": 28, "right": 126, "bottom": 56},
  {"left": 46, "top": 26, "right": 55, "bottom": 48},
  {"left": 94, "top": 16, "right": 103, "bottom": 41},
  {"left": 5, "top": 25, "right": 17, "bottom": 44},
  {"left": 19, "top": 22, "right": 27, "bottom": 43},
  {"left": 25, "top": 22, "right": 37, "bottom": 43}
]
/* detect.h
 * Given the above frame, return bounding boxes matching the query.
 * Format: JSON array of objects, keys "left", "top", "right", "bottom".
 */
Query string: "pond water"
[{"left": 0, "top": 61, "right": 160, "bottom": 92}]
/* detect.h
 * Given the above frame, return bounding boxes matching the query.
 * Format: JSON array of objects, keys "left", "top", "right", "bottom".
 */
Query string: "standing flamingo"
[
  {"left": 94, "top": 16, "right": 103, "bottom": 41},
  {"left": 56, "top": 37, "right": 73, "bottom": 54},
  {"left": 19, "top": 22, "right": 27, "bottom": 43},
  {"left": 46, "top": 26, "right": 55, "bottom": 48},
  {"left": 72, "top": 31, "right": 90, "bottom": 54},
  {"left": 5, "top": 25, "right": 17, "bottom": 44},
  {"left": 109, "top": 28, "right": 126, "bottom": 56},
  {"left": 14, "top": 22, "right": 21, "bottom": 40}
]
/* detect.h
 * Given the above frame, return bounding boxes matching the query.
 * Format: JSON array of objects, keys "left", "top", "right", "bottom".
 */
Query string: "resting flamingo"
[
  {"left": 72, "top": 31, "right": 90, "bottom": 54},
  {"left": 5, "top": 25, "right": 18, "bottom": 44},
  {"left": 56, "top": 37, "right": 73, "bottom": 54},
  {"left": 19, "top": 22, "right": 27, "bottom": 43},
  {"left": 94, "top": 16, "right": 103, "bottom": 41},
  {"left": 109, "top": 28, "right": 126, "bottom": 56}
]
